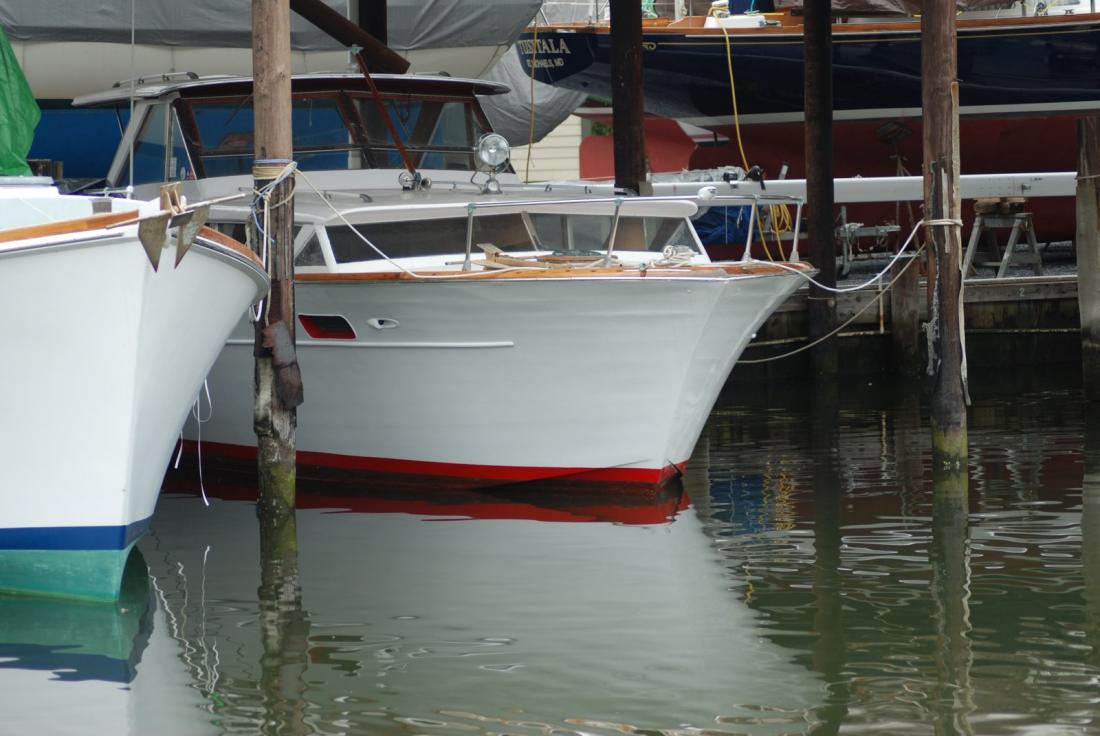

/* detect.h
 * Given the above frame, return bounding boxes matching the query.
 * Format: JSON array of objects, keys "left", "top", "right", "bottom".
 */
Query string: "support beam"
[
  {"left": 253, "top": 0, "right": 301, "bottom": 525},
  {"left": 609, "top": 0, "right": 649, "bottom": 196},
  {"left": 290, "top": 0, "right": 408, "bottom": 73},
  {"left": 1078, "top": 116, "right": 1100, "bottom": 400},
  {"left": 921, "top": 0, "right": 968, "bottom": 473},
  {"left": 803, "top": 0, "right": 837, "bottom": 375}
]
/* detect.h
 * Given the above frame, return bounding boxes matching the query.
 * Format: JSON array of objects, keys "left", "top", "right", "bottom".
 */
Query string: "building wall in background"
[{"left": 512, "top": 114, "right": 582, "bottom": 182}]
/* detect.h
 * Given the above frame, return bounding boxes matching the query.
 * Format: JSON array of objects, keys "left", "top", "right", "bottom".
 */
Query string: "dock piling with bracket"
[{"left": 1079, "top": 116, "right": 1100, "bottom": 401}]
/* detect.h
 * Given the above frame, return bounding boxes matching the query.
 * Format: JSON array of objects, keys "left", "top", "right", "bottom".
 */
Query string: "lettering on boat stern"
[
  {"left": 260, "top": 320, "right": 304, "bottom": 409},
  {"left": 518, "top": 36, "right": 571, "bottom": 69}
]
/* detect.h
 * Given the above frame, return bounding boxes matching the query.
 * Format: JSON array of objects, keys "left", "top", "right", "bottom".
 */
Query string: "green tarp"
[{"left": 0, "top": 27, "right": 38, "bottom": 176}]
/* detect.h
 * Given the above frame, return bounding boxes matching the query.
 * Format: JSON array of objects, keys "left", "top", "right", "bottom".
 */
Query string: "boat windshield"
[
  {"left": 325, "top": 213, "right": 699, "bottom": 264},
  {"left": 121, "top": 91, "right": 495, "bottom": 185}
]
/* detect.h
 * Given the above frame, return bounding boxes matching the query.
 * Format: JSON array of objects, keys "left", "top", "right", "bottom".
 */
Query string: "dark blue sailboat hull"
[{"left": 518, "top": 16, "right": 1100, "bottom": 126}]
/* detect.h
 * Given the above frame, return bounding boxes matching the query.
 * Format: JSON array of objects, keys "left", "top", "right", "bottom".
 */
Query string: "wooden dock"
[{"left": 737, "top": 271, "right": 1081, "bottom": 380}]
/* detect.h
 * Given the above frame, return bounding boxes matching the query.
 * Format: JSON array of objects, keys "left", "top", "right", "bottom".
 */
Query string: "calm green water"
[{"left": 5, "top": 371, "right": 1100, "bottom": 735}]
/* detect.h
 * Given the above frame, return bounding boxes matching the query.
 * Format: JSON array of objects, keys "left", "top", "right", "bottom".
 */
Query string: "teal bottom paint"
[{"left": 0, "top": 544, "right": 140, "bottom": 602}]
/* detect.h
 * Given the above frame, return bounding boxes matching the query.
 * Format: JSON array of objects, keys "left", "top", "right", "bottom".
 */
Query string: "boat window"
[
  {"left": 128, "top": 104, "right": 168, "bottom": 185},
  {"left": 185, "top": 97, "right": 353, "bottom": 176},
  {"left": 326, "top": 214, "right": 533, "bottom": 263},
  {"left": 353, "top": 96, "right": 489, "bottom": 171},
  {"left": 178, "top": 93, "right": 494, "bottom": 176},
  {"left": 168, "top": 113, "right": 193, "bottom": 181},
  {"left": 529, "top": 214, "right": 698, "bottom": 253},
  {"left": 294, "top": 232, "right": 326, "bottom": 267}
]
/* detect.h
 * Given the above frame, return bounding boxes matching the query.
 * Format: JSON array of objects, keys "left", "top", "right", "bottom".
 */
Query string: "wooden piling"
[
  {"left": 608, "top": 0, "right": 650, "bottom": 196},
  {"left": 930, "top": 465, "right": 973, "bottom": 730},
  {"left": 252, "top": 0, "right": 300, "bottom": 524},
  {"left": 803, "top": 0, "right": 837, "bottom": 377},
  {"left": 921, "top": 0, "right": 968, "bottom": 473},
  {"left": 890, "top": 253, "right": 922, "bottom": 374},
  {"left": 258, "top": 512, "right": 311, "bottom": 731},
  {"left": 1077, "top": 116, "right": 1100, "bottom": 401}
]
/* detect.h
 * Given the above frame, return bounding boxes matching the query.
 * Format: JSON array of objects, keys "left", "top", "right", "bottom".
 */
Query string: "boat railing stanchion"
[
  {"left": 741, "top": 196, "right": 758, "bottom": 263},
  {"left": 463, "top": 202, "right": 476, "bottom": 271},
  {"left": 791, "top": 199, "right": 803, "bottom": 262},
  {"left": 601, "top": 197, "right": 623, "bottom": 267}
]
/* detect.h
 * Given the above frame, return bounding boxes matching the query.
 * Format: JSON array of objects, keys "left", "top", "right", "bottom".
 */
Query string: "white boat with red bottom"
[{"left": 184, "top": 190, "right": 812, "bottom": 489}]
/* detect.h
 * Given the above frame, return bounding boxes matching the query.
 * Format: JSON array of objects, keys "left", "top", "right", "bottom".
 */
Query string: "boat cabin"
[
  {"left": 73, "top": 73, "right": 514, "bottom": 192},
  {"left": 208, "top": 194, "right": 707, "bottom": 273}
]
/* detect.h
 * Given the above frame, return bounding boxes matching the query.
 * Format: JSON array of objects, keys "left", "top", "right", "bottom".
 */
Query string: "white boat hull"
[
  {"left": 0, "top": 205, "right": 267, "bottom": 600},
  {"left": 189, "top": 269, "right": 802, "bottom": 487}
]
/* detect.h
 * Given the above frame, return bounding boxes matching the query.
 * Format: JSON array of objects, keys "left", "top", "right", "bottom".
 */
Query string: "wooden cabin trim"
[
  {"left": 196, "top": 226, "right": 265, "bottom": 268},
  {"left": 0, "top": 209, "right": 138, "bottom": 245},
  {"left": 295, "top": 262, "right": 806, "bottom": 283}
]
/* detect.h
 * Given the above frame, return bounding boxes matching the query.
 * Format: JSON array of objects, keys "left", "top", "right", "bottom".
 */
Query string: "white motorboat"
[
  {"left": 75, "top": 72, "right": 811, "bottom": 490},
  {"left": 184, "top": 189, "right": 811, "bottom": 488},
  {"left": 0, "top": 179, "right": 268, "bottom": 600}
]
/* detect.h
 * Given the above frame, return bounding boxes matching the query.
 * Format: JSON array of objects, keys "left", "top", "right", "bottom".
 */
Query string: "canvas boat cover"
[
  {"left": 481, "top": 1, "right": 589, "bottom": 145},
  {"left": 0, "top": 28, "right": 38, "bottom": 176},
  {"left": 0, "top": 0, "right": 540, "bottom": 52}
]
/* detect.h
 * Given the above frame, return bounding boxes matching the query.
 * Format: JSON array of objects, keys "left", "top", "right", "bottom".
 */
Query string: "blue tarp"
[{"left": 692, "top": 206, "right": 751, "bottom": 247}]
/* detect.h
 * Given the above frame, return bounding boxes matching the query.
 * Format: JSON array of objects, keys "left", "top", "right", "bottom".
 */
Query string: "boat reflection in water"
[
  {"left": 16, "top": 375, "right": 1100, "bottom": 732},
  {"left": 0, "top": 550, "right": 216, "bottom": 735},
  {"left": 139, "top": 476, "right": 827, "bottom": 735},
  {"left": 690, "top": 375, "right": 1100, "bottom": 734}
]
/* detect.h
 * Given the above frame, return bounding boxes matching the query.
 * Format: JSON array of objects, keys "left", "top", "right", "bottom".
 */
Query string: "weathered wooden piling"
[
  {"left": 252, "top": 0, "right": 301, "bottom": 523},
  {"left": 890, "top": 254, "right": 922, "bottom": 374},
  {"left": 922, "top": 0, "right": 968, "bottom": 473},
  {"left": 1082, "top": 412, "right": 1100, "bottom": 665},
  {"left": 803, "top": 1, "right": 838, "bottom": 377},
  {"left": 258, "top": 511, "right": 311, "bottom": 731},
  {"left": 930, "top": 465, "right": 973, "bottom": 730},
  {"left": 608, "top": 0, "right": 650, "bottom": 196},
  {"left": 1077, "top": 116, "right": 1100, "bottom": 401}
]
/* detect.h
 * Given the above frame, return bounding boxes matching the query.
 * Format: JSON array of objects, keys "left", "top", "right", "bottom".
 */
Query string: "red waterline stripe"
[{"left": 179, "top": 440, "right": 687, "bottom": 485}]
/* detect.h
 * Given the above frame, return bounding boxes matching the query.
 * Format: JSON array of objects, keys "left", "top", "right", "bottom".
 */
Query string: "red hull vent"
[{"left": 298, "top": 314, "right": 356, "bottom": 340}]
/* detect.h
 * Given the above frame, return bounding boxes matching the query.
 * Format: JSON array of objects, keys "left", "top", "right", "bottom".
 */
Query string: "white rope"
[
  {"left": 744, "top": 219, "right": 926, "bottom": 294},
  {"left": 247, "top": 162, "right": 296, "bottom": 321},
  {"left": 176, "top": 380, "right": 214, "bottom": 506},
  {"left": 739, "top": 241, "right": 927, "bottom": 364}
]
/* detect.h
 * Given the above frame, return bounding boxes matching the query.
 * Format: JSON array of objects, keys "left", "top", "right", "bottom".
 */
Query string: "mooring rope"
[
  {"left": 745, "top": 218, "right": 926, "bottom": 294},
  {"left": 738, "top": 240, "right": 927, "bottom": 364}
]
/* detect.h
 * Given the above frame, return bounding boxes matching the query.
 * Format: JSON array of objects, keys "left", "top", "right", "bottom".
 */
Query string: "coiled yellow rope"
[{"left": 710, "top": 7, "right": 793, "bottom": 261}]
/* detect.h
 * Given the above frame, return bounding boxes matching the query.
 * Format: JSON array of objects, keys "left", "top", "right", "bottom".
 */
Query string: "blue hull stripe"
[{"left": 0, "top": 517, "right": 152, "bottom": 551}]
